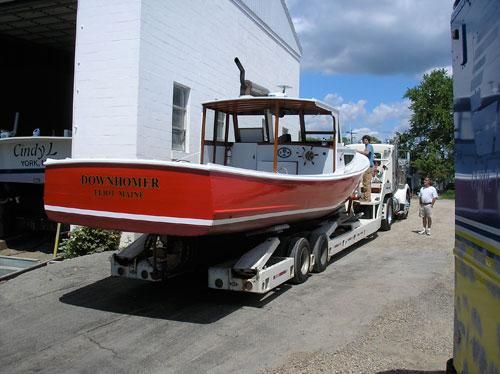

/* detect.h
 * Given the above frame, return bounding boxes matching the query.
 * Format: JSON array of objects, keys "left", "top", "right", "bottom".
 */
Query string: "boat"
[
  {"left": 44, "top": 62, "right": 369, "bottom": 236},
  {"left": 44, "top": 96, "right": 368, "bottom": 236},
  {"left": 0, "top": 112, "right": 72, "bottom": 237}
]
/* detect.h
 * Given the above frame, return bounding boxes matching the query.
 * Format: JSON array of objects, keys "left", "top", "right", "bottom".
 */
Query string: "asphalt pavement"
[{"left": 0, "top": 198, "right": 454, "bottom": 373}]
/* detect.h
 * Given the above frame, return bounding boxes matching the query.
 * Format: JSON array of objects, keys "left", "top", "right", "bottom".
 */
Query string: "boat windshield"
[
  {"left": 202, "top": 97, "right": 338, "bottom": 144},
  {"left": 200, "top": 97, "right": 340, "bottom": 173}
]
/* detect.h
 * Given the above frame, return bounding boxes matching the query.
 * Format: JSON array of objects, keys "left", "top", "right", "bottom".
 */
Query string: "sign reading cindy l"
[
  {"left": 0, "top": 137, "right": 72, "bottom": 183},
  {"left": 13, "top": 142, "right": 58, "bottom": 167}
]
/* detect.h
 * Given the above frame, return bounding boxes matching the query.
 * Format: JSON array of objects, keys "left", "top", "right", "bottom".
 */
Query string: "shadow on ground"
[
  {"left": 59, "top": 225, "right": 376, "bottom": 324},
  {"left": 59, "top": 270, "right": 291, "bottom": 324},
  {"left": 59, "top": 231, "right": 375, "bottom": 324},
  {"left": 2, "top": 231, "right": 55, "bottom": 253}
]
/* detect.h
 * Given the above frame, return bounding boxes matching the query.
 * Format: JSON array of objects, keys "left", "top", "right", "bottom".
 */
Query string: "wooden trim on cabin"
[
  {"left": 200, "top": 107, "right": 207, "bottom": 164},
  {"left": 273, "top": 103, "right": 280, "bottom": 173}
]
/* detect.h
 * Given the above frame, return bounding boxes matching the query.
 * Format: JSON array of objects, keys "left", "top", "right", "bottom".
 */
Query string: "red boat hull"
[{"left": 44, "top": 162, "right": 362, "bottom": 236}]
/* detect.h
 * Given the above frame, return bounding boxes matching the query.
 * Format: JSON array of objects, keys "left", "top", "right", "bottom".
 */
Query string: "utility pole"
[{"left": 346, "top": 129, "right": 357, "bottom": 144}]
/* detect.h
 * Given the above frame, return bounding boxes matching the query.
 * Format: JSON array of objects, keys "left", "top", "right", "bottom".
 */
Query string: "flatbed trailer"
[
  {"left": 110, "top": 144, "right": 410, "bottom": 293},
  {"left": 207, "top": 213, "right": 382, "bottom": 293}
]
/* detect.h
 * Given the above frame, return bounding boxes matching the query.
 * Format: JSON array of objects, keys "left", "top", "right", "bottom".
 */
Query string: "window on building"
[{"left": 172, "top": 83, "right": 190, "bottom": 151}]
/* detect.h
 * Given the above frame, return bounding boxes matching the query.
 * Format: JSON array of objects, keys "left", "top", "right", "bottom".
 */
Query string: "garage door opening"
[
  {"left": 0, "top": 0, "right": 76, "bottom": 136},
  {"left": 0, "top": 0, "right": 76, "bottom": 241}
]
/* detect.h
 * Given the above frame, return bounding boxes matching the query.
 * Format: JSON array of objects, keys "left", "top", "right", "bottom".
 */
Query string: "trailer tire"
[
  {"left": 381, "top": 197, "right": 394, "bottom": 231},
  {"left": 288, "top": 237, "right": 310, "bottom": 284},
  {"left": 310, "top": 233, "right": 329, "bottom": 273}
]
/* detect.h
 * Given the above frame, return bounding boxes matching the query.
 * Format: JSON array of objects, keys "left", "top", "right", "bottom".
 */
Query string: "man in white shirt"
[{"left": 418, "top": 177, "right": 438, "bottom": 235}]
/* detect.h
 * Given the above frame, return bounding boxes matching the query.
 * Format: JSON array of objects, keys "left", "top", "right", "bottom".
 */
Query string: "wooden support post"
[{"left": 52, "top": 222, "right": 61, "bottom": 258}]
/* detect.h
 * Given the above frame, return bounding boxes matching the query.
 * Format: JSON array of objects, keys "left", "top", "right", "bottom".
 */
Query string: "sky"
[{"left": 285, "top": 0, "right": 453, "bottom": 143}]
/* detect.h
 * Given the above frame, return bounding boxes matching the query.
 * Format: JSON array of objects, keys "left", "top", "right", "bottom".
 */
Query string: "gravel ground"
[{"left": 263, "top": 197, "right": 455, "bottom": 374}]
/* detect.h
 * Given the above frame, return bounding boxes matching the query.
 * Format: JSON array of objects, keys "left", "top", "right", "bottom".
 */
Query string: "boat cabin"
[{"left": 200, "top": 97, "right": 354, "bottom": 176}]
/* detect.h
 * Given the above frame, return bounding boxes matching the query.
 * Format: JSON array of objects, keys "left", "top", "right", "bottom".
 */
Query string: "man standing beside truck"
[{"left": 418, "top": 177, "right": 438, "bottom": 235}]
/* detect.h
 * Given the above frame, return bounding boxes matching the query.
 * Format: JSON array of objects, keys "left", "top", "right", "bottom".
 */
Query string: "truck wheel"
[
  {"left": 288, "top": 237, "right": 310, "bottom": 284},
  {"left": 310, "top": 233, "right": 328, "bottom": 273},
  {"left": 381, "top": 198, "right": 393, "bottom": 231}
]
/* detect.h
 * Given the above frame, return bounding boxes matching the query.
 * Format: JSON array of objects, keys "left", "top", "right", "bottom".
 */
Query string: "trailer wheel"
[
  {"left": 288, "top": 237, "right": 310, "bottom": 284},
  {"left": 310, "top": 233, "right": 329, "bottom": 273},
  {"left": 381, "top": 198, "right": 394, "bottom": 231}
]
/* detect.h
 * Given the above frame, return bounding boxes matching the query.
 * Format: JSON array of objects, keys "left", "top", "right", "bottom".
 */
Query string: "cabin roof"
[{"left": 202, "top": 96, "right": 336, "bottom": 116}]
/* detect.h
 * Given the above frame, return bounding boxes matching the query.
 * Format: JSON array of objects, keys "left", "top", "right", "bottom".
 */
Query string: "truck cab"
[{"left": 347, "top": 143, "right": 411, "bottom": 230}]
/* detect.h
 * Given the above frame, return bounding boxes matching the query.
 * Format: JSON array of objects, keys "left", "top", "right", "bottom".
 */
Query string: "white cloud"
[
  {"left": 350, "top": 127, "right": 381, "bottom": 143},
  {"left": 367, "top": 100, "right": 411, "bottom": 126},
  {"left": 324, "top": 93, "right": 368, "bottom": 122},
  {"left": 323, "top": 93, "right": 411, "bottom": 142},
  {"left": 287, "top": 0, "right": 452, "bottom": 75},
  {"left": 323, "top": 93, "right": 344, "bottom": 106},
  {"left": 291, "top": 16, "right": 315, "bottom": 34}
]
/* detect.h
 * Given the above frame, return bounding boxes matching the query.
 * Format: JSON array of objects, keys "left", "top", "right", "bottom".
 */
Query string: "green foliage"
[
  {"left": 342, "top": 135, "right": 381, "bottom": 145},
  {"left": 398, "top": 69, "right": 454, "bottom": 185},
  {"left": 60, "top": 227, "right": 121, "bottom": 258},
  {"left": 440, "top": 189, "right": 455, "bottom": 200}
]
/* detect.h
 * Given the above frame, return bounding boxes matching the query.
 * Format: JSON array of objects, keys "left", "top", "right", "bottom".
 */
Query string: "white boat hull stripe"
[{"left": 44, "top": 204, "right": 341, "bottom": 226}]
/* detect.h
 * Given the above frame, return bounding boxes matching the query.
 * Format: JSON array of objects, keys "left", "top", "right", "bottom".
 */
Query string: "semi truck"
[{"left": 448, "top": 0, "right": 500, "bottom": 372}]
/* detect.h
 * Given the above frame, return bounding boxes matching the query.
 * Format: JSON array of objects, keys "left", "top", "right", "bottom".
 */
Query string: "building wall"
[
  {"left": 73, "top": 0, "right": 300, "bottom": 161},
  {"left": 72, "top": 0, "right": 142, "bottom": 158}
]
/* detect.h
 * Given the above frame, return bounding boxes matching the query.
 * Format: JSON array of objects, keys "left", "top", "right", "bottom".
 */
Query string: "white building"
[
  {"left": 72, "top": 0, "right": 301, "bottom": 162},
  {"left": 0, "top": 0, "right": 301, "bottom": 236},
  {"left": 0, "top": 0, "right": 301, "bottom": 162}
]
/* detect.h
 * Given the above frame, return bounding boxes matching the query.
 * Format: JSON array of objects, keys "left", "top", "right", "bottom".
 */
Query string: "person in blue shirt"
[{"left": 358, "top": 135, "right": 374, "bottom": 201}]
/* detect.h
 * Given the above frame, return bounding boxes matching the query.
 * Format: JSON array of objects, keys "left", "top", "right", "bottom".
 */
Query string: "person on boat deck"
[
  {"left": 418, "top": 176, "right": 438, "bottom": 236},
  {"left": 358, "top": 135, "right": 374, "bottom": 201}
]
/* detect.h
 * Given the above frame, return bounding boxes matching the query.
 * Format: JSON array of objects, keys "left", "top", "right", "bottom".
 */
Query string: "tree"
[{"left": 398, "top": 69, "right": 454, "bottom": 187}]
